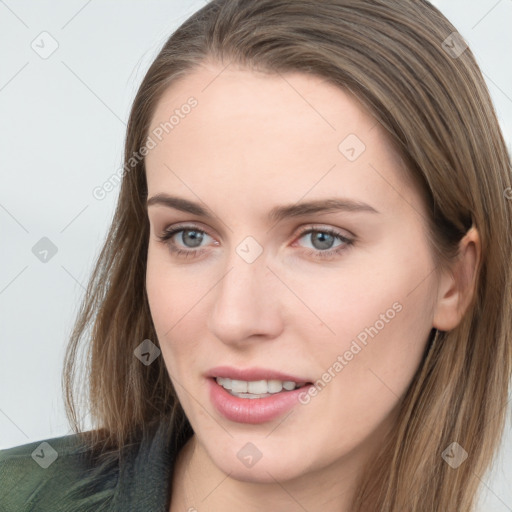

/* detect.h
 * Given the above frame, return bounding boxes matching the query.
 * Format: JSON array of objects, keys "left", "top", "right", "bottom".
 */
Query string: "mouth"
[
  {"left": 214, "top": 377, "right": 308, "bottom": 399},
  {"left": 207, "top": 367, "right": 314, "bottom": 424}
]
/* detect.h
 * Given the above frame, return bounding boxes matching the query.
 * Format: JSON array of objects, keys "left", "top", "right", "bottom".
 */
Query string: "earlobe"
[{"left": 432, "top": 226, "right": 481, "bottom": 331}]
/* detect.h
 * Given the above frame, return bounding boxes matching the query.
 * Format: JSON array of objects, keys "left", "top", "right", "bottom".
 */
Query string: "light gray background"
[{"left": 1, "top": 1, "right": 511, "bottom": 510}]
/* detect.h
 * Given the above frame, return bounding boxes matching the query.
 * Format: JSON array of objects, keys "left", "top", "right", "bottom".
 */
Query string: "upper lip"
[{"left": 207, "top": 366, "right": 311, "bottom": 383}]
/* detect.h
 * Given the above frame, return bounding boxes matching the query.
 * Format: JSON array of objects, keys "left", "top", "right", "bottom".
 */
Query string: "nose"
[{"left": 206, "top": 252, "right": 284, "bottom": 347}]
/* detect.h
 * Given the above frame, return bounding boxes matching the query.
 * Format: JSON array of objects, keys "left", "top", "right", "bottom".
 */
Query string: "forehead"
[
  {"left": 144, "top": 63, "right": 422, "bottom": 219},
  {"left": 149, "top": 63, "right": 371, "bottom": 146}
]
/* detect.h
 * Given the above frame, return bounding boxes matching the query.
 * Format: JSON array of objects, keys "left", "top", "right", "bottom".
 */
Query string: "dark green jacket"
[{"left": 0, "top": 420, "right": 180, "bottom": 511}]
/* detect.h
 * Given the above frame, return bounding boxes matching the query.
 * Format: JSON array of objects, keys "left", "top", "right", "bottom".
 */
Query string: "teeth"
[
  {"left": 231, "top": 379, "right": 247, "bottom": 393},
  {"left": 216, "top": 377, "right": 232, "bottom": 390},
  {"left": 247, "top": 380, "right": 267, "bottom": 394},
  {"left": 283, "top": 381, "right": 296, "bottom": 391},
  {"left": 215, "top": 377, "right": 303, "bottom": 396},
  {"left": 267, "top": 380, "right": 283, "bottom": 393}
]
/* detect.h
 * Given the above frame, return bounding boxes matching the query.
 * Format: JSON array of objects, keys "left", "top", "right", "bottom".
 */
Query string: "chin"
[
  {"left": 218, "top": 455, "right": 306, "bottom": 484},
  {"left": 201, "top": 437, "right": 318, "bottom": 484}
]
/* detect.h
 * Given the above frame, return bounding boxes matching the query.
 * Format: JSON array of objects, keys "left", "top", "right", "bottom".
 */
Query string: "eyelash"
[{"left": 156, "top": 224, "right": 354, "bottom": 261}]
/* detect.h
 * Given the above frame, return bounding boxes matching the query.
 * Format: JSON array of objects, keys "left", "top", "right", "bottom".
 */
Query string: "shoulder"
[
  {"left": 0, "top": 419, "right": 187, "bottom": 512},
  {"left": 0, "top": 432, "right": 119, "bottom": 512}
]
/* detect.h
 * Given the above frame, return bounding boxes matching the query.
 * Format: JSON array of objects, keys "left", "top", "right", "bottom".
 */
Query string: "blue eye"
[
  {"left": 174, "top": 228, "right": 206, "bottom": 248},
  {"left": 157, "top": 226, "right": 213, "bottom": 258},
  {"left": 295, "top": 228, "right": 353, "bottom": 259},
  {"left": 157, "top": 225, "right": 353, "bottom": 260}
]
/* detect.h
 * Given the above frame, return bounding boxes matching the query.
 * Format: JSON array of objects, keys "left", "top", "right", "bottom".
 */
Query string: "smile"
[
  {"left": 215, "top": 377, "right": 307, "bottom": 398},
  {"left": 207, "top": 368, "right": 314, "bottom": 424}
]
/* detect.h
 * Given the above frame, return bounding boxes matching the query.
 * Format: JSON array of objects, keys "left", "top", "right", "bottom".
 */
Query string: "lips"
[
  {"left": 206, "top": 366, "right": 313, "bottom": 424},
  {"left": 206, "top": 366, "right": 310, "bottom": 383}
]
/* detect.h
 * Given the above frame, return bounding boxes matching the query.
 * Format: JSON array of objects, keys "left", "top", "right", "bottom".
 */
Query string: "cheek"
[
  {"left": 286, "top": 247, "right": 433, "bottom": 354},
  {"left": 287, "top": 235, "right": 436, "bottom": 408},
  {"left": 145, "top": 247, "right": 199, "bottom": 372},
  {"left": 273, "top": 264, "right": 434, "bottom": 471}
]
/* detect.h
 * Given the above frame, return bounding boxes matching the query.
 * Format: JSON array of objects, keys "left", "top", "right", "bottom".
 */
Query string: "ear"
[{"left": 432, "top": 225, "right": 481, "bottom": 331}]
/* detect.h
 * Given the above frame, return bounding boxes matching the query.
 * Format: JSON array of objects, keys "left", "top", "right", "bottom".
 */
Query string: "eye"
[
  {"left": 174, "top": 228, "right": 207, "bottom": 248},
  {"left": 157, "top": 225, "right": 215, "bottom": 259},
  {"left": 156, "top": 224, "right": 354, "bottom": 261},
  {"left": 294, "top": 227, "right": 353, "bottom": 259}
]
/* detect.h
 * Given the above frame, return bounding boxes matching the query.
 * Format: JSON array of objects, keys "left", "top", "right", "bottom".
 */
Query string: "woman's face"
[{"left": 145, "top": 63, "right": 440, "bottom": 483}]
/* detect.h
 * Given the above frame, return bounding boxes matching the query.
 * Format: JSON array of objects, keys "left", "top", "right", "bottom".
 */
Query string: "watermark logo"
[
  {"left": 236, "top": 236, "right": 263, "bottom": 264},
  {"left": 134, "top": 339, "right": 161, "bottom": 365},
  {"left": 441, "top": 442, "right": 468, "bottom": 469},
  {"left": 31, "top": 31, "right": 59, "bottom": 60},
  {"left": 338, "top": 133, "right": 366, "bottom": 162},
  {"left": 441, "top": 32, "right": 468, "bottom": 59},
  {"left": 32, "top": 237, "right": 58, "bottom": 263},
  {"left": 31, "top": 442, "right": 58, "bottom": 469},
  {"left": 237, "top": 442, "right": 263, "bottom": 468}
]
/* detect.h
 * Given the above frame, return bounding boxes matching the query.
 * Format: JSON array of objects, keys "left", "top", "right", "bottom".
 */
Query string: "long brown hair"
[{"left": 63, "top": 1, "right": 512, "bottom": 509}]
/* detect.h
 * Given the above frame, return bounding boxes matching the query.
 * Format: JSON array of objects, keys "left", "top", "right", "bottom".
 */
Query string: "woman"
[{"left": 1, "top": 0, "right": 510, "bottom": 510}]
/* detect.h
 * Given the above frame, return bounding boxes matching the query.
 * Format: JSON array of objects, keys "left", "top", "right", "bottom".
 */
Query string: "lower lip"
[{"left": 208, "top": 378, "right": 311, "bottom": 424}]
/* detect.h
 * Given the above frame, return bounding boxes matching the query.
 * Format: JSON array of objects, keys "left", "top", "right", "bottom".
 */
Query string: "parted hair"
[{"left": 63, "top": 1, "right": 512, "bottom": 510}]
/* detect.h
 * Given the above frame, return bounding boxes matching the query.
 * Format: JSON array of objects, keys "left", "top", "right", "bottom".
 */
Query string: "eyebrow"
[{"left": 146, "top": 193, "right": 379, "bottom": 223}]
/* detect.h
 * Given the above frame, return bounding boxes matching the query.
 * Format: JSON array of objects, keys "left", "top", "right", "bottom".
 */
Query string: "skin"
[{"left": 144, "top": 62, "right": 480, "bottom": 512}]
